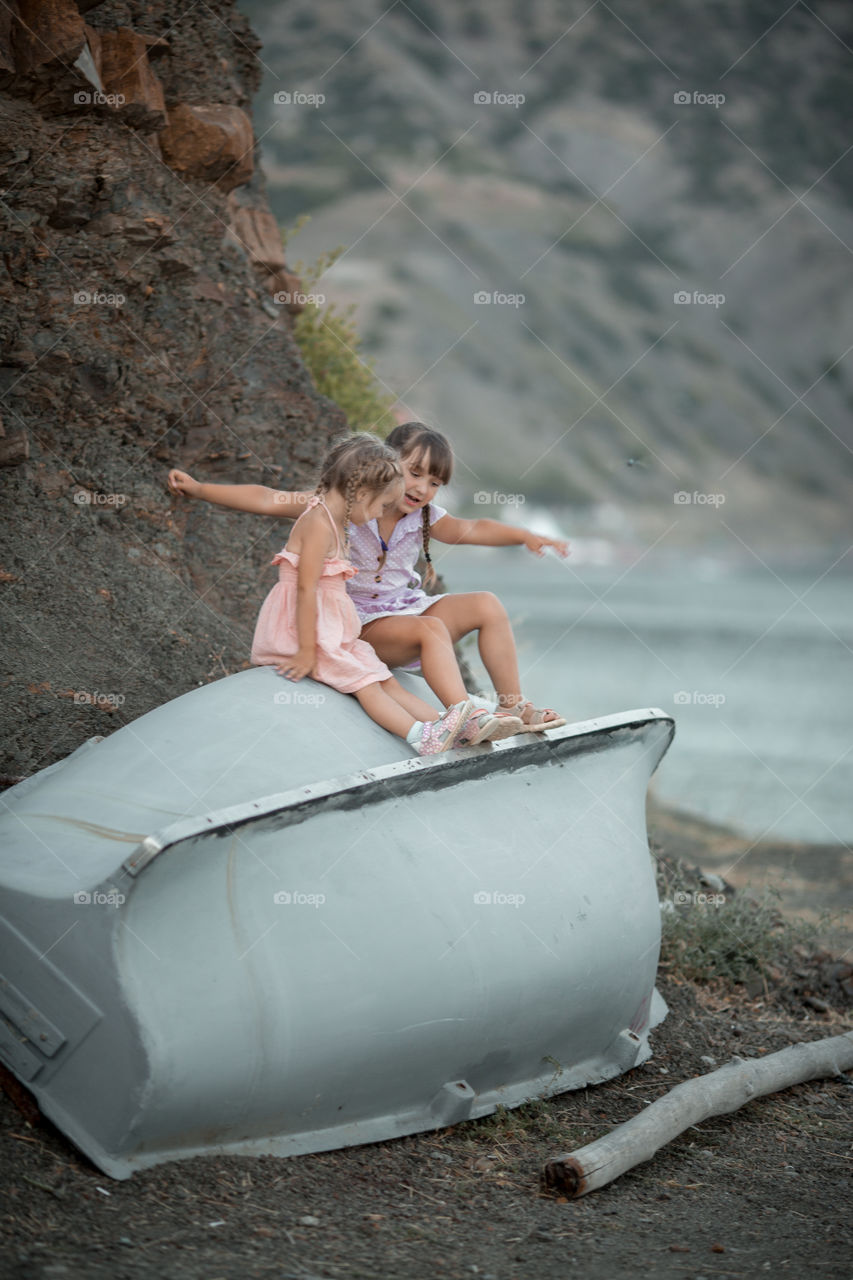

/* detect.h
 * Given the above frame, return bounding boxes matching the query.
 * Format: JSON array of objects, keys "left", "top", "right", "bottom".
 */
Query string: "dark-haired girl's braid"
[{"left": 421, "top": 505, "right": 436, "bottom": 589}]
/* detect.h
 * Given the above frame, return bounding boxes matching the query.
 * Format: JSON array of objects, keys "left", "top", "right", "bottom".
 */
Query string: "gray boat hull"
[{"left": 0, "top": 668, "right": 673, "bottom": 1178}]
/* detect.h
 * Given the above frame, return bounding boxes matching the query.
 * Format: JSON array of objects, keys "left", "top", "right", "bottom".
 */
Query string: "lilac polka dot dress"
[{"left": 346, "top": 502, "right": 448, "bottom": 625}]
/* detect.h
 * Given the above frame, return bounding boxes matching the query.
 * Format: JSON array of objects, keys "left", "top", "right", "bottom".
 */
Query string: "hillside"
[{"left": 243, "top": 0, "right": 853, "bottom": 545}]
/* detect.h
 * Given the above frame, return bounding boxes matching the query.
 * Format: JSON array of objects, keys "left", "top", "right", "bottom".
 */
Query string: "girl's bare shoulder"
[{"left": 287, "top": 504, "right": 336, "bottom": 556}]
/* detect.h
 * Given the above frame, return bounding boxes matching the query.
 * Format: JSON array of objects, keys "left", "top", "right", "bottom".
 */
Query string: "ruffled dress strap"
[
  {"left": 270, "top": 494, "right": 356, "bottom": 578},
  {"left": 306, "top": 494, "right": 346, "bottom": 559}
]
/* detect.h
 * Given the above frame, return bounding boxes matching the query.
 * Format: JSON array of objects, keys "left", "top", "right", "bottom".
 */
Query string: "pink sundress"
[{"left": 251, "top": 497, "right": 392, "bottom": 694}]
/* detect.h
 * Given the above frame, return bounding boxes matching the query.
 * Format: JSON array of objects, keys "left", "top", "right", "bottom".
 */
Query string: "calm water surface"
[{"left": 443, "top": 545, "right": 853, "bottom": 847}]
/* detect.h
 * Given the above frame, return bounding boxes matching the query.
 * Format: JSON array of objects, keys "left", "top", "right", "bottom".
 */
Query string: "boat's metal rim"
[{"left": 122, "top": 707, "right": 674, "bottom": 879}]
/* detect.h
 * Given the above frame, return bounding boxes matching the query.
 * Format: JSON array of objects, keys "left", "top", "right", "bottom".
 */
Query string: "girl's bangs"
[{"left": 405, "top": 442, "right": 452, "bottom": 485}]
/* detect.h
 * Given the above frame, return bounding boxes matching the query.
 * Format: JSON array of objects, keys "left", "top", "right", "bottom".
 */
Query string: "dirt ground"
[{"left": 1, "top": 815, "right": 851, "bottom": 1280}]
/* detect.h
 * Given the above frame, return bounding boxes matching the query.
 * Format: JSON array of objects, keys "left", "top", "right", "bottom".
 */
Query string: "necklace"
[{"left": 375, "top": 533, "right": 389, "bottom": 583}]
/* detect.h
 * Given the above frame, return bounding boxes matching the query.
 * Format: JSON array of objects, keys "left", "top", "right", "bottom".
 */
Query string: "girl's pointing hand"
[{"left": 524, "top": 532, "right": 570, "bottom": 558}]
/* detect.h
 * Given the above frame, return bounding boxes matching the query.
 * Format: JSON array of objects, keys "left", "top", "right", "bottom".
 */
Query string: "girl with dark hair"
[{"left": 345, "top": 422, "right": 569, "bottom": 730}]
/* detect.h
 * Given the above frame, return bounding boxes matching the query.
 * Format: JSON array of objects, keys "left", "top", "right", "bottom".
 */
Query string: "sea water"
[{"left": 443, "top": 544, "right": 853, "bottom": 847}]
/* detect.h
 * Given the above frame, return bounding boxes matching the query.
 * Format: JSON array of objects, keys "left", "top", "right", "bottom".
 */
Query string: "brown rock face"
[
  {"left": 226, "top": 201, "right": 286, "bottom": 273},
  {"left": 95, "top": 26, "right": 166, "bottom": 130},
  {"left": 159, "top": 102, "right": 254, "bottom": 191},
  {"left": 11, "top": 0, "right": 86, "bottom": 75},
  {"left": 0, "top": 1, "right": 346, "bottom": 777}
]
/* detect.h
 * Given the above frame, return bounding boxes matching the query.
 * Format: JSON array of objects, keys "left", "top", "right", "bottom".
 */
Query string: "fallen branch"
[{"left": 543, "top": 1031, "right": 853, "bottom": 1198}]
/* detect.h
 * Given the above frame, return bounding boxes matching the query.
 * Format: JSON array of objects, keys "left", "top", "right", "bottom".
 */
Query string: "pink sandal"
[
  {"left": 456, "top": 708, "right": 525, "bottom": 746},
  {"left": 504, "top": 700, "right": 567, "bottom": 733},
  {"left": 414, "top": 700, "right": 474, "bottom": 755}
]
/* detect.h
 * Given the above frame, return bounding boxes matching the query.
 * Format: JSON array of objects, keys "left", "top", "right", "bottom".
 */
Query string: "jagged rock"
[
  {"left": 4, "top": 346, "right": 35, "bottom": 368},
  {"left": 12, "top": 0, "right": 85, "bottom": 76},
  {"left": 226, "top": 201, "right": 285, "bottom": 273},
  {"left": 95, "top": 27, "right": 166, "bottom": 131},
  {"left": 158, "top": 102, "right": 253, "bottom": 191},
  {"left": 139, "top": 33, "right": 169, "bottom": 59},
  {"left": 154, "top": 246, "right": 197, "bottom": 277},
  {"left": 191, "top": 276, "right": 228, "bottom": 304},
  {"left": 47, "top": 177, "right": 99, "bottom": 229},
  {"left": 0, "top": 6, "right": 15, "bottom": 75},
  {"left": 82, "top": 210, "right": 175, "bottom": 247},
  {"left": 266, "top": 268, "right": 307, "bottom": 315},
  {"left": 0, "top": 431, "right": 30, "bottom": 467}
]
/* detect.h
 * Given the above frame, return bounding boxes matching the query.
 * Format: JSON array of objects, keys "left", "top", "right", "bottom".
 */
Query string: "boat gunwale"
[{"left": 122, "top": 708, "right": 674, "bottom": 878}]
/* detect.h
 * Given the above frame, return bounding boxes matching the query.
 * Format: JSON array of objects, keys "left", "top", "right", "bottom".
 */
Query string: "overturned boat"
[{"left": 0, "top": 667, "right": 674, "bottom": 1179}]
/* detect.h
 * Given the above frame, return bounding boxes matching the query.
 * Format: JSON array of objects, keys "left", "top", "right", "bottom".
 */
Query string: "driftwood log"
[{"left": 543, "top": 1031, "right": 853, "bottom": 1198}]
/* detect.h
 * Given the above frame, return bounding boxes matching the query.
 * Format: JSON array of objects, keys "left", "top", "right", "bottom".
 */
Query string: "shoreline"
[{"left": 648, "top": 797, "right": 853, "bottom": 958}]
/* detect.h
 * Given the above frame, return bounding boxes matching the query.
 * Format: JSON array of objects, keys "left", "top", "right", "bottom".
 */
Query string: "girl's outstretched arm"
[
  {"left": 430, "top": 513, "right": 569, "bottom": 558},
  {"left": 167, "top": 469, "right": 311, "bottom": 519},
  {"left": 277, "top": 511, "right": 331, "bottom": 681}
]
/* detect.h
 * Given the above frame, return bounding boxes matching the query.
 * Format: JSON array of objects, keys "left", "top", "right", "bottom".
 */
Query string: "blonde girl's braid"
[
  {"left": 421, "top": 504, "right": 437, "bottom": 589},
  {"left": 341, "top": 464, "right": 367, "bottom": 557},
  {"left": 314, "top": 432, "right": 403, "bottom": 558}
]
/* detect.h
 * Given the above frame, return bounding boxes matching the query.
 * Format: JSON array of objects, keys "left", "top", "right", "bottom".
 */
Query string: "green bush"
[{"left": 282, "top": 220, "right": 398, "bottom": 435}]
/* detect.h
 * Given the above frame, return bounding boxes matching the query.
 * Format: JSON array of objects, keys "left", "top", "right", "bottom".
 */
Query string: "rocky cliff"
[{"left": 0, "top": 0, "right": 345, "bottom": 776}]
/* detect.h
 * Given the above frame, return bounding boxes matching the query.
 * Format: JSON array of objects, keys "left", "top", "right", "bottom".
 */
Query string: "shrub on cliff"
[{"left": 284, "top": 224, "right": 397, "bottom": 435}]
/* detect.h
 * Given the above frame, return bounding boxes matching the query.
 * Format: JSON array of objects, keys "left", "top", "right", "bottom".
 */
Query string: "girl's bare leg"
[
  {"left": 360, "top": 615, "right": 469, "bottom": 706},
  {"left": 423, "top": 592, "right": 523, "bottom": 708},
  {"left": 354, "top": 682, "right": 416, "bottom": 739},
  {"left": 354, "top": 678, "right": 445, "bottom": 738},
  {"left": 380, "top": 675, "right": 442, "bottom": 722}
]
